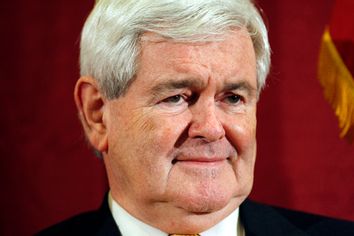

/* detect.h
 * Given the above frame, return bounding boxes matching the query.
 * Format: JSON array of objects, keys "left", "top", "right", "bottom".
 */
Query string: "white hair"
[{"left": 80, "top": 0, "right": 271, "bottom": 99}]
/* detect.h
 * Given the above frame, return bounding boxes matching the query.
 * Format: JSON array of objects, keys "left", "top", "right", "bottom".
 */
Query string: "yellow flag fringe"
[{"left": 318, "top": 28, "right": 354, "bottom": 142}]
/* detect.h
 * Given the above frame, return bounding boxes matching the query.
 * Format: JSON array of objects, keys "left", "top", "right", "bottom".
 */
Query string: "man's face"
[{"left": 103, "top": 29, "right": 258, "bottom": 231}]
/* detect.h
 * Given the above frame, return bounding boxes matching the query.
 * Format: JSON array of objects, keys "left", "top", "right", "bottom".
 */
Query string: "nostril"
[{"left": 188, "top": 108, "right": 225, "bottom": 142}]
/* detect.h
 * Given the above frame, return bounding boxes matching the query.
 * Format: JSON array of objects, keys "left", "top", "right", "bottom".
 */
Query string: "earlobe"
[{"left": 74, "top": 76, "right": 108, "bottom": 152}]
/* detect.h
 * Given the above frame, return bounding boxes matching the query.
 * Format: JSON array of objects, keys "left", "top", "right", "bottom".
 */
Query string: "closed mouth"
[{"left": 172, "top": 157, "right": 230, "bottom": 165}]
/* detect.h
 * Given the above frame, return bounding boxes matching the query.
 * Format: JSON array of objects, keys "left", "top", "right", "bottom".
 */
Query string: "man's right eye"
[{"left": 161, "top": 95, "right": 185, "bottom": 105}]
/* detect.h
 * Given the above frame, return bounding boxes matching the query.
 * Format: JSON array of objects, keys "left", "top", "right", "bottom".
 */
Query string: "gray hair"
[{"left": 80, "top": 0, "right": 271, "bottom": 99}]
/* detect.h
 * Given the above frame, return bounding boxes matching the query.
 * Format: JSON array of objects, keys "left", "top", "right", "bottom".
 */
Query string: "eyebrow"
[
  {"left": 149, "top": 78, "right": 257, "bottom": 101},
  {"left": 223, "top": 81, "right": 257, "bottom": 96},
  {"left": 150, "top": 78, "right": 206, "bottom": 95}
]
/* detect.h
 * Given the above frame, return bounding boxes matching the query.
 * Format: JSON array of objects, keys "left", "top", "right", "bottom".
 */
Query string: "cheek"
[
  {"left": 112, "top": 109, "right": 191, "bottom": 169},
  {"left": 228, "top": 114, "right": 257, "bottom": 184},
  {"left": 140, "top": 111, "right": 191, "bottom": 153},
  {"left": 225, "top": 114, "right": 256, "bottom": 156},
  {"left": 127, "top": 111, "right": 193, "bottom": 195}
]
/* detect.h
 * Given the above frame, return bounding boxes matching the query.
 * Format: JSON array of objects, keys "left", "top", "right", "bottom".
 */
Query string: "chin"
[
  {"left": 182, "top": 196, "right": 230, "bottom": 214},
  {"left": 180, "top": 181, "right": 250, "bottom": 212},
  {"left": 164, "top": 196, "right": 241, "bottom": 234}
]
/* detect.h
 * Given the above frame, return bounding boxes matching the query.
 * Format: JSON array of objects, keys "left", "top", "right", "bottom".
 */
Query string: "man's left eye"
[{"left": 224, "top": 94, "right": 242, "bottom": 105}]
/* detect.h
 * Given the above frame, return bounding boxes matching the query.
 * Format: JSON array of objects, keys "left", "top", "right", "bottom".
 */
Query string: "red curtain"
[
  {"left": 1, "top": 0, "right": 353, "bottom": 235},
  {"left": 0, "top": 1, "right": 108, "bottom": 235}
]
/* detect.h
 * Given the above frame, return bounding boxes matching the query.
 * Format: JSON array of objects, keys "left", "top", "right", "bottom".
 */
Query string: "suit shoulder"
[
  {"left": 36, "top": 210, "right": 106, "bottom": 235},
  {"left": 241, "top": 199, "right": 354, "bottom": 236},
  {"left": 36, "top": 197, "right": 120, "bottom": 236}
]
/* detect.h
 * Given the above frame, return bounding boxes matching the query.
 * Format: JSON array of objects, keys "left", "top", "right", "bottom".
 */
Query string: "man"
[{"left": 38, "top": 0, "right": 354, "bottom": 235}]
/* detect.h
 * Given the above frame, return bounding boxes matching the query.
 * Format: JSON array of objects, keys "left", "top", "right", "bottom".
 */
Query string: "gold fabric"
[{"left": 318, "top": 27, "right": 354, "bottom": 141}]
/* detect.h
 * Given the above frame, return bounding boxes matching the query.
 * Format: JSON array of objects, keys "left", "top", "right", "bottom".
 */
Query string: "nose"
[{"left": 188, "top": 101, "right": 225, "bottom": 142}]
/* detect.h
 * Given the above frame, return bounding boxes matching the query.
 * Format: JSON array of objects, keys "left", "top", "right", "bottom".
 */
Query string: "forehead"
[{"left": 136, "top": 29, "right": 257, "bottom": 89}]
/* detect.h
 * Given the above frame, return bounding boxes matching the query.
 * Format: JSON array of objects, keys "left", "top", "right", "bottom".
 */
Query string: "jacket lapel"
[
  {"left": 240, "top": 200, "right": 309, "bottom": 236},
  {"left": 95, "top": 195, "right": 122, "bottom": 236}
]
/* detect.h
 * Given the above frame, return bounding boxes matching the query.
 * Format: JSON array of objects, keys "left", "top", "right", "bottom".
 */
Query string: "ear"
[{"left": 74, "top": 76, "right": 108, "bottom": 153}]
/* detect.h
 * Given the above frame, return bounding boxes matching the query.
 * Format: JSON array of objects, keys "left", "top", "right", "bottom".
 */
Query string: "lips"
[
  {"left": 172, "top": 156, "right": 229, "bottom": 165},
  {"left": 170, "top": 139, "right": 237, "bottom": 165}
]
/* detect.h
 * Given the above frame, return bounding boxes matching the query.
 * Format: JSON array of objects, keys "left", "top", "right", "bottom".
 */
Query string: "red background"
[{"left": 0, "top": 0, "right": 353, "bottom": 235}]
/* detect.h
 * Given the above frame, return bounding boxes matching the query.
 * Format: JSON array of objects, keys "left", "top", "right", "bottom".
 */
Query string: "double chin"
[{"left": 165, "top": 162, "right": 238, "bottom": 213}]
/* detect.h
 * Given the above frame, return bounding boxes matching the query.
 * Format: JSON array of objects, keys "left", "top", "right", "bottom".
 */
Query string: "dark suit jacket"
[{"left": 37, "top": 198, "right": 354, "bottom": 236}]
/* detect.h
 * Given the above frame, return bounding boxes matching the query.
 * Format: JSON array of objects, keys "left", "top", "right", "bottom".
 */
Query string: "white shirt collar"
[{"left": 108, "top": 192, "right": 244, "bottom": 236}]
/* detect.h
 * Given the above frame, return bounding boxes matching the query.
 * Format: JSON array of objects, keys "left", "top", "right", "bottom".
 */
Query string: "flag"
[{"left": 318, "top": 0, "right": 354, "bottom": 142}]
